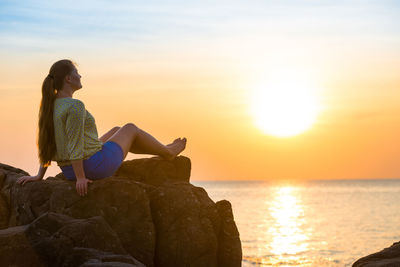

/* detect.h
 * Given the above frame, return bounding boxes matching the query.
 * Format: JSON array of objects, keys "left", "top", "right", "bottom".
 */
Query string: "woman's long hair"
[{"left": 38, "top": 59, "right": 75, "bottom": 167}]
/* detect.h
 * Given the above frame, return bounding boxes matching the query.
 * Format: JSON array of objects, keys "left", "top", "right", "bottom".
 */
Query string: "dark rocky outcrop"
[
  {"left": 0, "top": 212, "right": 144, "bottom": 267},
  {"left": 0, "top": 156, "right": 242, "bottom": 267},
  {"left": 353, "top": 241, "right": 400, "bottom": 267}
]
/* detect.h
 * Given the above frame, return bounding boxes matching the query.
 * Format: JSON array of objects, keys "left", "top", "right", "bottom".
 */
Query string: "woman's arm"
[
  {"left": 37, "top": 165, "right": 48, "bottom": 179},
  {"left": 71, "top": 159, "right": 92, "bottom": 196},
  {"left": 17, "top": 164, "right": 46, "bottom": 185},
  {"left": 71, "top": 159, "right": 86, "bottom": 179}
]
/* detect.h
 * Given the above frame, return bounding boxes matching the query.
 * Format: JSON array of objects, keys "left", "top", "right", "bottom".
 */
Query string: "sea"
[{"left": 192, "top": 179, "right": 400, "bottom": 267}]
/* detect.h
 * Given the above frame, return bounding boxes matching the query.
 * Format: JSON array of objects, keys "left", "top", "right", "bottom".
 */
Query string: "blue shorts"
[{"left": 60, "top": 141, "right": 124, "bottom": 181}]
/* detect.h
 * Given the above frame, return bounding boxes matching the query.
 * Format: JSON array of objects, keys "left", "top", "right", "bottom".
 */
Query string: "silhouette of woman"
[{"left": 17, "top": 59, "right": 187, "bottom": 196}]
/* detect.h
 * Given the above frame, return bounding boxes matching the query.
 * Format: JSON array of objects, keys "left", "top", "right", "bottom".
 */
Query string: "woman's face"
[{"left": 67, "top": 67, "right": 82, "bottom": 90}]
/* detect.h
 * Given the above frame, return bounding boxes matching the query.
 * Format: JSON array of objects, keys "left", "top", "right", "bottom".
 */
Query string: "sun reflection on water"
[{"left": 267, "top": 186, "right": 310, "bottom": 265}]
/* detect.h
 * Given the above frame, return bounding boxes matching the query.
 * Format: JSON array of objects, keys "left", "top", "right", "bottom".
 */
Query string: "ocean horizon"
[{"left": 192, "top": 178, "right": 400, "bottom": 266}]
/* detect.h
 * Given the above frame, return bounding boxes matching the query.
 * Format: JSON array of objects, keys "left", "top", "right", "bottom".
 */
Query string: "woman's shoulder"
[
  {"left": 56, "top": 98, "right": 85, "bottom": 107},
  {"left": 69, "top": 99, "right": 86, "bottom": 114},
  {"left": 70, "top": 98, "right": 85, "bottom": 106},
  {"left": 56, "top": 98, "right": 85, "bottom": 114},
  {"left": 56, "top": 97, "right": 83, "bottom": 103}
]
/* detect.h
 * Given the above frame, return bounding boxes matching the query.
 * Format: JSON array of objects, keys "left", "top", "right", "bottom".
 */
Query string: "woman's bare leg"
[
  {"left": 130, "top": 129, "right": 182, "bottom": 155},
  {"left": 99, "top": 126, "right": 120, "bottom": 143},
  {"left": 106, "top": 123, "right": 186, "bottom": 160},
  {"left": 131, "top": 135, "right": 181, "bottom": 154}
]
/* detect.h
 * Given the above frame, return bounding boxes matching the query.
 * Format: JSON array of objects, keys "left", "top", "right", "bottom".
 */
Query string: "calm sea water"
[{"left": 192, "top": 179, "right": 400, "bottom": 267}]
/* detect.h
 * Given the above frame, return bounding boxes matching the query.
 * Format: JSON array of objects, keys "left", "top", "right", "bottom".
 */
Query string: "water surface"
[{"left": 193, "top": 179, "right": 400, "bottom": 266}]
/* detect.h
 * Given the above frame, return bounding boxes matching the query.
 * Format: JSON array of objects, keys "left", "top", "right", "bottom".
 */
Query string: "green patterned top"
[{"left": 52, "top": 97, "right": 103, "bottom": 166}]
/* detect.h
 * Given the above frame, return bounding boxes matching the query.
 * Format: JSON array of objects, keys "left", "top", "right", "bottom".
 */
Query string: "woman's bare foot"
[
  {"left": 164, "top": 137, "right": 187, "bottom": 160},
  {"left": 166, "top": 138, "right": 181, "bottom": 147}
]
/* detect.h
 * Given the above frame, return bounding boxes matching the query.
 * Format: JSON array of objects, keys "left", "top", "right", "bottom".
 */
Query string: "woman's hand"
[
  {"left": 16, "top": 175, "right": 42, "bottom": 186},
  {"left": 75, "top": 178, "right": 93, "bottom": 196}
]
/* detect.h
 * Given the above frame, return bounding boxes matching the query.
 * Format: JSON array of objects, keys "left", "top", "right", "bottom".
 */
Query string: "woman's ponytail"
[{"left": 37, "top": 60, "right": 75, "bottom": 167}]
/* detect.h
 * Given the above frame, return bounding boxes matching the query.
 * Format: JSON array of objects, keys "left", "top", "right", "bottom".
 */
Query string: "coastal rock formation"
[
  {"left": 353, "top": 241, "right": 400, "bottom": 267},
  {"left": 0, "top": 156, "right": 242, "bottom": 267}
]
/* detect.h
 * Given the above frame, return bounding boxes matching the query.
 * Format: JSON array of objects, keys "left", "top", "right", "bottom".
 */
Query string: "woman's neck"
[
  {"left": 56, "top": 91, "right": 72, "bottom": 98},
  {"left": 56, "top": 87, "right": 74, "bottom": 98}
]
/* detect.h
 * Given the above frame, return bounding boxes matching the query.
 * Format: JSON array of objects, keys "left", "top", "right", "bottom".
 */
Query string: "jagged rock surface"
[
  {"left": 0, "top": 156, "right": 242, "bottom": 267},
  {"left": 353, "top": 241, "right": 400, "bottom": 267}
]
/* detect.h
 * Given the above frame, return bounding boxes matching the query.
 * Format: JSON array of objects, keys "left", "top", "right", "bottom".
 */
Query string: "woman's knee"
[
  {"left": 110, "top": 126, "right": 121, "bottom": 133},
  {"left": 123, "top": 123, "right": 139, "bottom": 133}
]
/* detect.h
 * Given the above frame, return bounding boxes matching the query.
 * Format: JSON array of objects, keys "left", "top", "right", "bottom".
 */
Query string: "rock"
[
  {"left": 8, "top": 174, "right": 155, "bottom": 266},
  {"left": 216, "top": 200, "right": 242, "bottom": 267},
  {"left": 150, "top": 183, "right": 220, "bottom": 266},
  {"left": 0, "top": 212, "right": 144, "bottom": 267},
  {"left": 0, "top": 163, "right": 30, "bottom": 228},
  {"left": 353, "top": 241, "right": 400, "bottom": 267},
  {"left": 0, "top": 168, "right": 9, "bottom": 229},
  {"left": 0, "top": 156, "right": 242, "bottom": 267},
  {"left": 115, "top": 156, "right": 191, "bottom": 186}
]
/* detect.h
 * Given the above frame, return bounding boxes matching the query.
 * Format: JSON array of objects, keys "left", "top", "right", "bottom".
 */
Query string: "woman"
[{"left": 17, "top": 59, "right": 187, "bottom": 196}]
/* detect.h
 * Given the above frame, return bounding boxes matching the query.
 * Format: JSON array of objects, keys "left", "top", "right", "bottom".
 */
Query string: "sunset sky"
[{"left": 1, "top": 0, "right": 399, "bottom": 181}]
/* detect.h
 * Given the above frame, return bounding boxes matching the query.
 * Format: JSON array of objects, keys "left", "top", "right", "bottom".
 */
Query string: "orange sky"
[{"left": 1, "top": 1, "right": 399, "bottom": 181}]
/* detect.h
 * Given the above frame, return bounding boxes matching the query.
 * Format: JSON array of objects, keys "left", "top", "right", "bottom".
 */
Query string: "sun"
[{"left": 249, "top": 72, "right": 322, "bottom": 137}]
